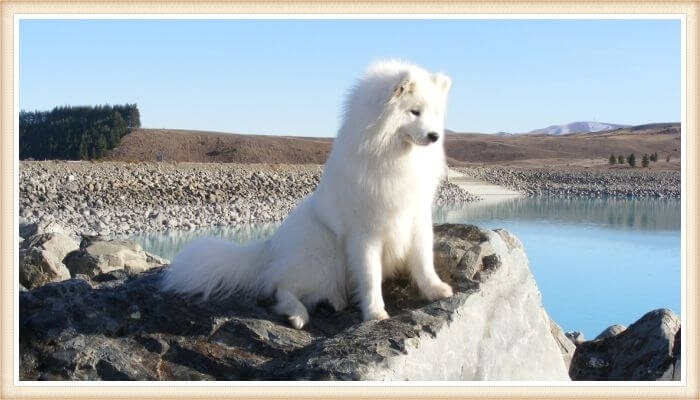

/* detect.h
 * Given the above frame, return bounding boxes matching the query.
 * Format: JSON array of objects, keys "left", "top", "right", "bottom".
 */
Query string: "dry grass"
[
  {"left": 105, "top": 129, "right": 332, "bottom": 164},
  {"left": 106, "top": 123, "right": 680, "bottom": 169},
  {"left": 444, "top": 123, "right": 680, "bottom": 168}
]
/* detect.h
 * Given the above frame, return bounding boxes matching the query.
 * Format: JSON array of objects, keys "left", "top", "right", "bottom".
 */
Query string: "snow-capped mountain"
[{"left": 527, "top": 121, "right": 629, "bottom": 135}]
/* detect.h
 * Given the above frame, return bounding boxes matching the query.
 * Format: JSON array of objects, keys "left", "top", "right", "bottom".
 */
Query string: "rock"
[
  {"left": 19, "top": 233, "right": 78, "bottom": 289},
  {"left": 36, "top": 220, "right": 68, "bottom": 236},
  {"left": 19, "top": 224, "right": 569, "bottom": 381},
  {"left": 546, "top": 312, "right": 577, "bottom": 370},
  {"left": 19, "top": 217, "right": 38, "bottom": 239},
  {"left": 565, "top": 331, "right": 585, "bottom": 346},
  {"left": 569, "top": 309, "right": 681, "bottom": 380},
  {"left": 594, "top": 324, "right": 626, "bottom": 340},
  {"left": 672, "top": 328, "right": 681, "bottom": 380},
  {"left": 63, "top": 238, "right": 168, "bottom": 278}
]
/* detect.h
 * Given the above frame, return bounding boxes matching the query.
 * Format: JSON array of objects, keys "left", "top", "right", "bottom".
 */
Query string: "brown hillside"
[
  {"left": 105, "top": 129, "right": 332, "bottom": 164},
  {"left": 106, "top": 124, "right": 680, "bottom": 168},
  {"left": 445, "top": 123, "right": 680, "bottom": 167}
]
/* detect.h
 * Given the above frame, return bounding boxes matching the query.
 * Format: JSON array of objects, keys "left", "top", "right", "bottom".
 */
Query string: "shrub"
[
  {"left": 642, "top": 154, "right": 650, "bottom": 167},
  {"left": 627, "top": 153, "right": 636, "bottom": 167},
  {"left": 609, "top": 154, "right": 616, "bottom": 165},
  {"left": 617, "top": 155, "right": 625, "bottom": 164}
]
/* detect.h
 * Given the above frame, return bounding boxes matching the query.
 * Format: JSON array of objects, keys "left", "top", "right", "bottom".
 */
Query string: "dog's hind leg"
[{"left": 273, "top": 288, "right": 310, "bottom": 329}]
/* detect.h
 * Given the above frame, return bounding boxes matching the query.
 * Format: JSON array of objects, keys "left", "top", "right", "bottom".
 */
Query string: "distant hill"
[
  {"left": 526, "top": 121, "right": 630, "bottom": 135},
  {"left": 105, "top": 123, "right": 680, "bottom": 167},
  {"left": 446, "top": 123, "right": 680, "bottom": 166}
]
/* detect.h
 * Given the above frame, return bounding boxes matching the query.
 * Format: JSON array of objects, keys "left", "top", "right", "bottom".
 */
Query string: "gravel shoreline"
[
  {"left": 19, "top": 161, "right": 477, "bottom": 237},
  {"left": 457, "top": 166, "right": 680, "bottom": 199}
]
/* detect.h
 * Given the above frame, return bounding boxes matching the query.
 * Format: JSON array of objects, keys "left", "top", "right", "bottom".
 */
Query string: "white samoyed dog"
[{"left": 161, "top": 60, "right": 453, "bottom": 329}]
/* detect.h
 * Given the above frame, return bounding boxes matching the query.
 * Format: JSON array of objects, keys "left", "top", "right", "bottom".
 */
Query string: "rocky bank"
[
  {"left": 19, "top": 161, "right": 478, "bottom": 238},
  {"left": 458, "top": 167, "right": 680, "bottom": 198}
]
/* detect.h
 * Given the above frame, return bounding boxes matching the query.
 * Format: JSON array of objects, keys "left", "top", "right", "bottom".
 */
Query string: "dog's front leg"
[
  {"left": 346, "top": 235, "right": 389, "bottom": 321},
  {"left": 408, "top": 216, "right": 453, "bottom": 301}
]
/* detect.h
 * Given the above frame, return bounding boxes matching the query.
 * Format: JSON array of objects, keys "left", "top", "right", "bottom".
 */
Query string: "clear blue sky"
[{"left": 20, "top": 19, "right": 681, "bottom": 136}]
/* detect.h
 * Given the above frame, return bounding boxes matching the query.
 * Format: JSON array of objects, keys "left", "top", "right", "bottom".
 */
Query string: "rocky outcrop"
[
  {"left": 19, "top": 232, "right": 78, "bottom": 289},
  {"left": 569, "top": 309, "right": 681, "bottom": 380},
  {"left": 19, "top": 224, "right": 570, "bottom": 381},
  {"left": 64, "top": 237, "right": 168, "bottom": 277},
  {"left": 594, "top": 324, "right": 627, "bottom": 340}
]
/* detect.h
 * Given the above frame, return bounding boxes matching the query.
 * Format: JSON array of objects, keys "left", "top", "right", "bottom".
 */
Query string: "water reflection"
[
  {"left": 129, "top": 223, "right": 280, "bottom": 261},
  {"left": 132, "top": 197, "right": 681, "bottom": 261},
  {"left": 434, "top": 197, "right": 681, "bottom": 232}
]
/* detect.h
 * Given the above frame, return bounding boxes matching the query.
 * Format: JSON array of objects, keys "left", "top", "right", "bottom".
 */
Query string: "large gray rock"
[
  {"left": 20, "top": 224, "right": 569, "bottom": 381},
  {"left": 594, "top": 324, "right": 627, "bottom": 340},
  {"left": 569, "top": 309, "right": 681, "bottom": 380},
  {"left": 565, "top": 331, "right": 585, "bottom": 346},
  {"left": 19, "top": 232, "right": 78, "bottom": 289},
  {"left": 546, "top": 312, "right": 577, "bottom": 370},
  {"left": 63, "top": 238, "right": 168, "bottom": 278}
]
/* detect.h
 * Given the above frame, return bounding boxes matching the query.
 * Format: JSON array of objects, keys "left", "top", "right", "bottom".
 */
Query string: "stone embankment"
[
  {"left": 19, "top": 161, "right": 478, "bottom": 238},
  {"left": 457, "top": 167, "right": 680, "bottom": 199}
]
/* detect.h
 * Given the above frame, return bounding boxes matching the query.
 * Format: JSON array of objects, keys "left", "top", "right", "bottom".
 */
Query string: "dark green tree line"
[{"left": 19, "top": 104, "right": 140, "bottom": 160}]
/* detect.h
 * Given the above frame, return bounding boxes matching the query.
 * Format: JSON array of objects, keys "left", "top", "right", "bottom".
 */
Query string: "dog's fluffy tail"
[{"left": 160, "top": 237, "right": 267, "bottom": 300}]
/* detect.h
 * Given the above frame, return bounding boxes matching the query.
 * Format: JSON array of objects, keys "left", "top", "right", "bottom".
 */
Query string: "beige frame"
[{"left": 1, "top": 1, "right": 697, "bottom": 398}]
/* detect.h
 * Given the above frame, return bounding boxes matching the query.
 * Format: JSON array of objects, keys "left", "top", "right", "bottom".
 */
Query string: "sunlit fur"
[{"left": 161, "top": 60, "right": 454, "bottom": 329}]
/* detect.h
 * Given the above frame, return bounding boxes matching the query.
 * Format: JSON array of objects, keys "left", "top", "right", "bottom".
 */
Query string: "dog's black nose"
[{"left": 426, "top": 132, "right": 440, "bottom": 143}]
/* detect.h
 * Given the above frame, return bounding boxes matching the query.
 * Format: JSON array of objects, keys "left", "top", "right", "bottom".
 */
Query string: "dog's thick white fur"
[{"left": 161, "top": 60, "right": 453, "bottom": 329}]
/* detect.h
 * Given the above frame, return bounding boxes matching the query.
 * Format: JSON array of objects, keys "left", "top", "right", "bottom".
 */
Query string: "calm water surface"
[{"left": 129, "top": 197, "right": 681, "bottom": 339}]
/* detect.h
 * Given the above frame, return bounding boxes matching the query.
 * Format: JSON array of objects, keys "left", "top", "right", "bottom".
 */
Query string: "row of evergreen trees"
[
  {"left": 19, "top": 104, "right": 140, "bottom": 160},
  {"left": 608, "top": 152, "right": 667, "bottom": 167}
]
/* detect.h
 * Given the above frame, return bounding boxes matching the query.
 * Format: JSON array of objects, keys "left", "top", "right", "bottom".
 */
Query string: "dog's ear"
[
  {"left": 434, "top": 73, "right": 452, "bottom": 94},
  {"left": 391, "top": 78, "right": 415, "bottom": 101}
]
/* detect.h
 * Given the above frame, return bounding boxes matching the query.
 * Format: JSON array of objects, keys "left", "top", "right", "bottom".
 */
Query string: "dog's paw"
[
  {"left": 288, "top": 314, "right": 308, "bottom": 329},
  {"left": 364, "top": 308, "right": 390, "bottom": 321},
  {"left": 421, "top": 281, "right": 454, "bottom": 301}
]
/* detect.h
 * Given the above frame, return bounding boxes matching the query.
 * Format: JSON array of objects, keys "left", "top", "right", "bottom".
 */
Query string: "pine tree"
[
  {"left": 627, "top": 153, "right": 636, "bottom": 167},
  {"left": 642, "top": 153, "right": 650, "bottom": 167},
  {"left": 618, "top": 154, "right": 625, "bottom": 164},
  {"left": 609, "top": 154, "right": 616, "bottom": 165},
  {"left": 19, "top": 104, "right": 140, "bottom": 160}
]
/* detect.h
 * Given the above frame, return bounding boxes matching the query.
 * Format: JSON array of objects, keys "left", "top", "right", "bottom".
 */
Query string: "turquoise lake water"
[{"left": 129, "top": 197, "right": 682, "bottom": 339}]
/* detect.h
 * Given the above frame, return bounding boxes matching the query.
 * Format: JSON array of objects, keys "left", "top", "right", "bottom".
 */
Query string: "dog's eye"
[{"left": 410, "top": 110, "right": 421, "bottom": 117}]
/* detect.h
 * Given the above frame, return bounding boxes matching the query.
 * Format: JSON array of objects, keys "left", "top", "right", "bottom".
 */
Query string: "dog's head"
[{"left": 386, "top": 66, "right": 452, "bottom": 147}]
